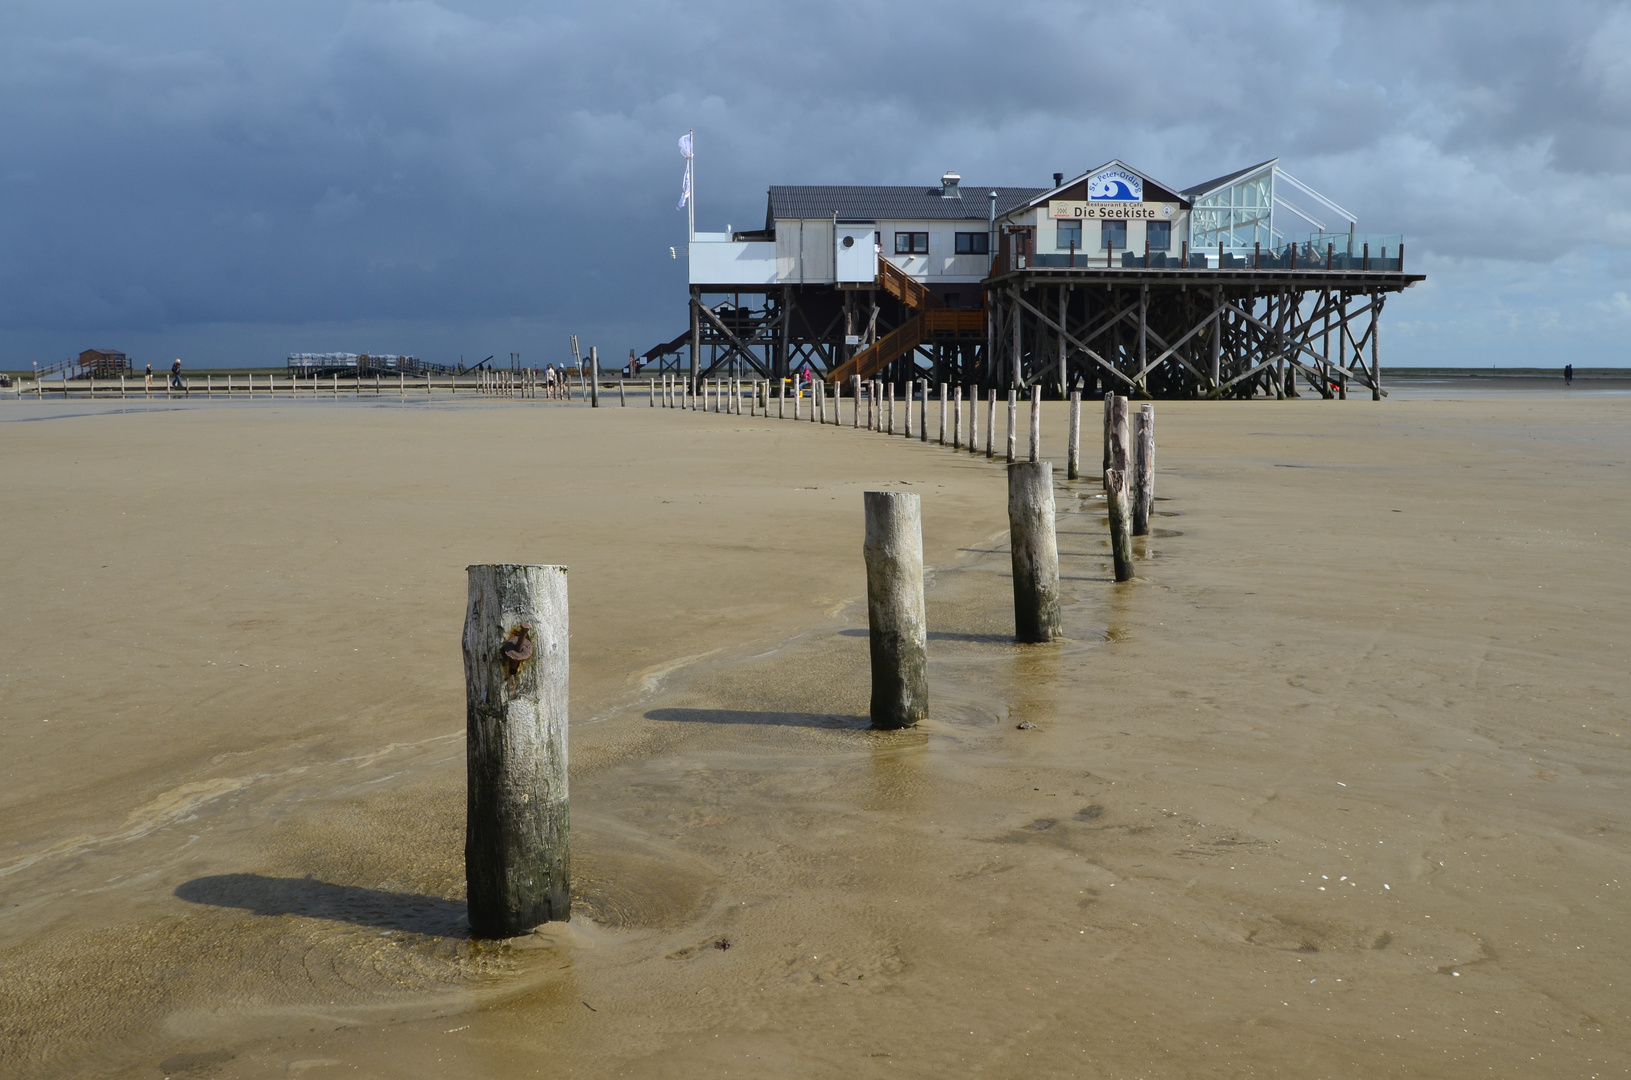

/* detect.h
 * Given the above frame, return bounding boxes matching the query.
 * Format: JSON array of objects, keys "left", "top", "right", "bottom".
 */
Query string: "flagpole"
[{"left": 687, "top": 128, "right": 695, "bottom": 243}]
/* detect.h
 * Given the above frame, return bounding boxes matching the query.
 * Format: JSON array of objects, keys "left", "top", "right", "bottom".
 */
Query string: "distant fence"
[{"left": 7, "top": 369, "right": 596, "bottom": 401}]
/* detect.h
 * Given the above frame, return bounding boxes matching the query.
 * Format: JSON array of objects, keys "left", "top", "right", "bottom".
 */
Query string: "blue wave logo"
[{"left": 1088, "top": 168, "right": 1143, "bottom": 202}]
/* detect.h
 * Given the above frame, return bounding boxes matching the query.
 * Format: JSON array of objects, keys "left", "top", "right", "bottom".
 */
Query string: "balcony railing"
[{"left": 1017, "top": 233, "right": 1405, "bottom": 272}]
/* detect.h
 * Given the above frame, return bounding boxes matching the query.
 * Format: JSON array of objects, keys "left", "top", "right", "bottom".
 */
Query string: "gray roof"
[
  {"left": 767, "top": 185, "right": 1046, "bottom": 227},
  {"left": 1181, "top": 159, "right": 1276, "bottom": 200}
]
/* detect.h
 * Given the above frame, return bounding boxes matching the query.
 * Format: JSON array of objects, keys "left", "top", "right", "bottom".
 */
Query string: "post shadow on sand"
[
  {"left": 644, "top": 706, "right": 871, "bottom": 729},
  {"left": 175, "top": 874, "right": 469, "bottom": 937}
]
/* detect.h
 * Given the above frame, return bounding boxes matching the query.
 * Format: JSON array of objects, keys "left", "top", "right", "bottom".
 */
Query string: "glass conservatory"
[{"left": 1182, "top": 159, "right": 1400, "bottom": 269}]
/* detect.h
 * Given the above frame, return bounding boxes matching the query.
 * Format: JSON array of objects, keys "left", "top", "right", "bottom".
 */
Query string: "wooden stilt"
[
  {"left": 463, "top": 563, "right": 570, "bottom": 937},
  {"left": 863, "top": 491, "right": 928, "bottom": 730},
  {"left": 1106, "top": 397, "right": 1134, "bottom": 581},
  {"left": 1008, "top": 461, "right": 1062, "bottom": 642},
  {"left": 986, "top": 389, "right": 996, "bottom": 459},
  {"left": 1067, "top": 391, "right": 1081, "bottom": 480},
  {"left": 1006, "top": 390, "right": 1017, "bottom": 463},
  {"left": 1133, "top": 403, "right": 1154, "bottom": 536},
  {"left": 1029, "top": 384, "right": 1041, "bottom": 463}
]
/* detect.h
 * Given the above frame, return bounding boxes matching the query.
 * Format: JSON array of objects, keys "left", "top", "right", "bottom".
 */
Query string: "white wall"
[
  {"left": 771, "top": 217, "right": 990, "bottom": 284},
  {"left": 772, "top": 218, "right": 834, "bottom": 283},
  {"left": 689, "top": 241, "right": 777, "bottom": 286}
]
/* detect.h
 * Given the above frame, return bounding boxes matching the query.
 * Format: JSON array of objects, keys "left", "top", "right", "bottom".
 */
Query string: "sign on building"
[
  {"left": 1087, "top": 167, "right": 1143, "bottom": 202},
  {"left": 1048, "top": 201, "right": 1178, "bottom": 220}
]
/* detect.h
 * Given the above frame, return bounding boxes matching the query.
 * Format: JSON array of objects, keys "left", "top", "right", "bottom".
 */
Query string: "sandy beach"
[{"left": 2, "top": 387, "right": 1627, "bottom": 1078}]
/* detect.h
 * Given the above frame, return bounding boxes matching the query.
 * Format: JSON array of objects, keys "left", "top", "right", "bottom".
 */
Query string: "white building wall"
[
  {"left": 688, "top": 240, "right": 777, "bottom": 286},
  {"left": 766, "top": 217, "right": 991, "bottom": 285},
  {"left": 771, "top": 218, "right": 835, "bottom": 283}
]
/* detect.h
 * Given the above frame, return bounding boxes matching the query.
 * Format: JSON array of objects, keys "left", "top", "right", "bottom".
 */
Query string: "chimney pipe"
[{"left": 1053, "top": 172, "right": 1064, "bottom": 188}]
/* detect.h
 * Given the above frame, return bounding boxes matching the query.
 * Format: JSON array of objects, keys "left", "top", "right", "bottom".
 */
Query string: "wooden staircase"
[{"left": 828, "top": 258, "right": 983, "bottom": 383}]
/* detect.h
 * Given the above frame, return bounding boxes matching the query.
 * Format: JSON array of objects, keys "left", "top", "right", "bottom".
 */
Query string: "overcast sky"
[{"left": 4, "top": 0, "right": 1629, "bottom": 369}]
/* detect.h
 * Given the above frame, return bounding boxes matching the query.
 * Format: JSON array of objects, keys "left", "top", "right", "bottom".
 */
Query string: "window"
[
  {"left": 954, "top": 232, "right": 989, "bottom": 255},
  {"left": 1100, "top": 220, "right": 1127, "bottom": 250},
  {"left": 1147, "top": 221, "right": 1171, "bottom": 251},
  {"left": 894, "top": 232, "right": 929, "bottom": 255},
  {"left": 1055, "top": 220, "right": 1082, "bottom": 251}
]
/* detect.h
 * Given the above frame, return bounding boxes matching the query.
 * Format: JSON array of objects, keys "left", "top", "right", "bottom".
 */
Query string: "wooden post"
[
  {"left": 1029, "top": 384, "right": 1041, "bottom": 463},
  {"left": 939, "top": 382, "right": 948, "bottom": 445},
  {"left": 833, "top": 379, "right": 841, "bottom": 424},
  {"left": 903, "top": 382, "right": 913, "bottom": 439},
  {"left": 917, "top": 379, "right": 926, "bottom": 442},
  {"left": 1102, "top": 393, "right": 1112, "bottom": 483},
  {"left": 986, "top": 389, "right": 996, "bottom": 458},
  {"left": 853, "top": 375, "right": 862, "bottom": 428},
  {"left": 1067, "top": 391, "right": 1081, "bottom": 480},
  {"left": 1133, "top": 403, "right": 1155, "bottom": 536},
  {"left": 590, "top": 348, "right": 600, "bottom": 408},
  {"left": 1006, "top": 390, "right": 1017, "bottom": 463},
  {"left": 887, "top": 381, "right": 895, "bottom": 435},
  {"left": 952, "top": 384, "right": 962, "bottom": 449},
  {"left": 619, "top": 379, "right": 626, "bottom": 407},
  {"left": 968, "top": 386, "right": 978, "bottom": 455},
  {"left": 795, "top": 379, "right": 803, "bottom": 421},
  {"left": 778, "top": 379, "right": 785, "bottom": 419},
  {"left": 863, "top": 491, "right": 928, "bottom": 730},
  {"left": 1106, "top": 398, "right": 1134, "bottom": 582},
  {"left": 1371, "top": 292, "right": 1382, "bottom": 401},
  {"left": 120, "top": 374, "right": 126, "bottom": 400},
  {"left": 649, "top": 377, "right": 656, "bottom": 406},
  {"left": 1008, "top": 461, "right": 1062, "bottom": 643},
  {"left": 463, "top": 563, "right": 570, "bottom": 937}
]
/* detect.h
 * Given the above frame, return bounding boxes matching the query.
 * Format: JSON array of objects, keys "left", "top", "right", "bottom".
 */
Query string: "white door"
[{"left": 835, "top": 226, "right": 878, "bottom": 283}]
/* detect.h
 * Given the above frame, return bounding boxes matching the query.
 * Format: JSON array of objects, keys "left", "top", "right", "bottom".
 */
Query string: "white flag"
[{"left": 676, "top": 131, "right": 693, "bottom": 209}]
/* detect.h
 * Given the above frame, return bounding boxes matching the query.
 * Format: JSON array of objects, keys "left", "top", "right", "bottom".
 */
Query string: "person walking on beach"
[
  {"left": 144, "top": 363, "right": 152, "bottom": 391},
  {"left": 1565, "top": 363, "right": 1574, "bottom": 386},
  {"left": 170, "top": 358, "right": 183, "bottom": 390},
  {"left": 544, "top": 364, "right": 558, "bottom": 399}
]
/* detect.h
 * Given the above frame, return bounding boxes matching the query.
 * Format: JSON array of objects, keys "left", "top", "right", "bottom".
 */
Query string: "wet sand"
[{"left": 2, "top": 392, "right": 1627, "bottom": 1078}]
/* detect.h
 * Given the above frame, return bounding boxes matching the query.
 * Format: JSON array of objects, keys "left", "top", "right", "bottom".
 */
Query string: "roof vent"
[
  {"left": 1053, "top": 172, "right": 1064, "bottom": 188},
  {"left": 940, "top": 171, "right": 961, "bottom": 199}
]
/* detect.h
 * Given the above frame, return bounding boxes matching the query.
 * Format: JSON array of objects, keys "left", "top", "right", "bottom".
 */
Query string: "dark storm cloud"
[{"left": 2, "top": 0, "right": 1629, "bottom": 365}]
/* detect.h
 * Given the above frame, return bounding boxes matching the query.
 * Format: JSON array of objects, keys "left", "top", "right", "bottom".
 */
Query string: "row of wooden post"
[
  {"left": 654, "top": 374, "right": 1157, "bottom": 594},
  {"left": 463, "top": 390, "right": 1157, "bottom": 937}
]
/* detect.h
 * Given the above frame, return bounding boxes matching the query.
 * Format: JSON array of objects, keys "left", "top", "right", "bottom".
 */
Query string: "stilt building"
[{"left": 658, "top": 157, "right": 1421, "bottom": 399}]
